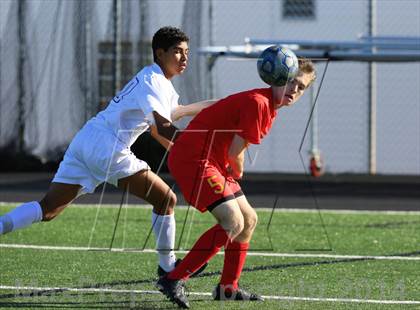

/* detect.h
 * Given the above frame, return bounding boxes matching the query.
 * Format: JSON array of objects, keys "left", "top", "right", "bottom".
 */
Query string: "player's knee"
[
  {"left": 39, "top": 199, "right": 65, "bottom": 222},
  {"left": 40, "top": 205, "right": 60, "bottom": 221},
  {"left": 166, "top": 191, "right": 177, "bottom": 208},
  {"left": 225, "top": 216, "right": 244, "bottom": 239},
  {"left": 243, "top": 211, "right": 258, "bottom": 233},
  {"left": 42, "top": 211, "right": 58, "bottom": 222},
  {"left": 152, "top": 191, "right": 176, "bottom": 215},
  {"left": 234, "top": 219, "right": 245, "bottom": 237}
]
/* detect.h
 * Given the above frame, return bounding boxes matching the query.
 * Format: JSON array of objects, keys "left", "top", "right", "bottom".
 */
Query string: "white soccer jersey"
[
  {"left": 89, "top": 63, "right": 179, "bottom": 147},
  {"left": 53, "top": 63, "right": 179, "bottom": 193}
]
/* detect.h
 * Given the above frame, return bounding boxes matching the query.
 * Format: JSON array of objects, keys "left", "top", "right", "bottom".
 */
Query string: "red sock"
[
  {"left": 220, "top": 241, "right": 249, "bottom": 291},
  {"left": 168, "top": 224, "right": 228, "bottom": 280}
]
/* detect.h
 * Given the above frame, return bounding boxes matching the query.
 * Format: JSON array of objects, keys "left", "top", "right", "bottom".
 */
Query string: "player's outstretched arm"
[
  {"left": 227, "top": 134, "right": 249, "bottom": 180},
  {"left": 171, "top": 99, "right": 218, "bottom": 121}
]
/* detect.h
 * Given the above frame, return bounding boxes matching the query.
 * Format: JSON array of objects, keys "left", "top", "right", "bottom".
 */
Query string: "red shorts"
[{"left": 168, "top": 152, "right": 243, "bottom": 213}]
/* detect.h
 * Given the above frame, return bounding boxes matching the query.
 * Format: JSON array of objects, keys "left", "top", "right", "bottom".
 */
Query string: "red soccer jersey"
[{"left": 174, "top": 88, "right": 277, "bottom": 173}]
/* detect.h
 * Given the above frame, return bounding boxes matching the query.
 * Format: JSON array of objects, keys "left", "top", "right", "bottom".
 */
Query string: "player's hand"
[
  {"left": 233, "top": 172, "right": 243, "bottom": 180},
  {"left": 226, "top": 166, "right": 242, "bottom": 180}
]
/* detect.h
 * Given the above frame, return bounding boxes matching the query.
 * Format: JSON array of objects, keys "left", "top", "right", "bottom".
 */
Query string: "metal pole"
[
  {"left": 310, "top": 81, "right": 319, "bottom": 156},
  {"left": 17, "top": 0, "right": 26, "bottom": 153},
  {"left": 139, "top": 0, "right": 150, "bottom": 68},
  {"left": 85, "top": 1, "right": 93, "bottom": 119},
  {"left": 113, "top": 0, "right": 122, "bottom": 94},
  {"left": 208, "top": 0, "right": 214, "bottom": 99},
  {"left": 368, "top": 0, "right": 377, "bottom": 174}
]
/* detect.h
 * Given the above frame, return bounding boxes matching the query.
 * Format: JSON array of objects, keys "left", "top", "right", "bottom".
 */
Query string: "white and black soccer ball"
[{"left": 257, "top": 46, "right": 299, "bottom": 86}]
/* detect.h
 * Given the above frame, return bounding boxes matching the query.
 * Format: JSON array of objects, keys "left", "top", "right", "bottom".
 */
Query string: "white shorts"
[{"left": 53, "top": 123, "right": 149, "bottom": 194}]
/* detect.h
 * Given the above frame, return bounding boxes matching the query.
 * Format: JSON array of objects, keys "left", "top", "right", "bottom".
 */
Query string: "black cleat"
[
  {"left": 212, "top": 284, "right": 264, "bottom": 301},
  {"left": 157, "top": 258, "right": 208, "bottom": 278},
  {"left": 156, "top": 276, "right": 190, "bottom": 309}
]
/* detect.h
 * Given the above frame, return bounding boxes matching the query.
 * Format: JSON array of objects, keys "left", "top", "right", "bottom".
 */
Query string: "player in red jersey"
[{"left": 157, "top": 59, "right": 316, "bottom": 309}]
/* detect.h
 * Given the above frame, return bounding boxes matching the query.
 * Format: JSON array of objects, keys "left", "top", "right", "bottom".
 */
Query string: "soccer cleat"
[
  {"left": 157, "top": 258, "right": 208, "bottom": 278},
  {"left": 212, "top": 284, "right": 264, "bottom": 301},
  {"left": 156, "top": 276, "right": 190, "bottom": 309}
]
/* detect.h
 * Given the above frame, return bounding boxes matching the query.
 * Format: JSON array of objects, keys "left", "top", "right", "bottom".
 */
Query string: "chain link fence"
[{"left": 0, "top": 0, "right": 418, "bottom": 174}]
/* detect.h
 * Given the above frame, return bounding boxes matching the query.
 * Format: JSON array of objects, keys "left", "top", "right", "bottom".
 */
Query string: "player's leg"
[
  {"left": 215, "top": 194, "right": 263, "bottom": 301},
  {"left": 118, "top": 169, "right": 177, "bottom": 272},
  {"left": 40, "top": 182, "right": 82, "bottom": 220},
  {"left": 167, "top": 200, "right": 244, "bottom": 281},
  {"left": 232, "top": 195, "right": 258, "bottom": 243},
  {"left": 157, "top": 157, "right": 243, "bottom": 307},
  {"left": 164, "top": 160, "right": 247, "bottom": 281},
  {"left": 158, "top": 200, "right": 243, "bottom": 308},
  {"left": 0, "top": 182, "right": 81, "bottom": 235}
]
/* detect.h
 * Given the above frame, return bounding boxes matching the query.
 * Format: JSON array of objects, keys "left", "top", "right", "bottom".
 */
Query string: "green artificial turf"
[{"left": 1, "top": 204, "right": 419, "bottom": 309}]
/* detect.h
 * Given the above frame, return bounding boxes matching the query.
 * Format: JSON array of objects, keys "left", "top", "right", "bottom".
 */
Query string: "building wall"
[
  {"left": 1, "top": 0, "right": 418, "bottom": 174},
  {"left": 196, "top": 0, "right": 420, "bottom": 174}
]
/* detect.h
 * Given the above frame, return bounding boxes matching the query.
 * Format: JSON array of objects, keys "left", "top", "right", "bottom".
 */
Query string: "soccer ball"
[{"left": 257, "top": 46, "right": 299, "bottom": 86}]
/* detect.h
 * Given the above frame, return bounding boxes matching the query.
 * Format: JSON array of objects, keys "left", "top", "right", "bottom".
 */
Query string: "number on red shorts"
[{"left": 207, "top": 175, "right": 224, "bottom": 194}]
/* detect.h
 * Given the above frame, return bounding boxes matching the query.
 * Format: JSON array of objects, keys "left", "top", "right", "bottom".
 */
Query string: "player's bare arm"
[
  {"left": 150, "top": 124, "right": 173, "bottom": 150},
  {"left": 227, "top": 134, "right": 249, "bottom": 179},
  {"left": 151, "top": 111, "right": 182, "bottom": 148},
  {"left": 171, "top": 99, "right": 218, "bottom": 121}
]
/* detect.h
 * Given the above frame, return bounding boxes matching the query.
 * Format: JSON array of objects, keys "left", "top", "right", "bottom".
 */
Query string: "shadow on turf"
[
  {"left": 273, "top": 220, "right": 420, "bottom": 229},
  {"left": 1, "top": 249, "right": 419, "bottom": 302},
  {"left": 0, "top": 303, "right": 173, "bottom": 309},
  {"left": 0, "top": 302, "right": 123, "bottom": 309},
  {"left": 0, "top": 292, "right": 174, "bottom": 309}
]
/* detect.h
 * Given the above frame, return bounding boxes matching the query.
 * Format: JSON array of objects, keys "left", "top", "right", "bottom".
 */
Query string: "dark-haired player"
[{"left": 0, "top": 26, "right": 212, "bottom": 277}]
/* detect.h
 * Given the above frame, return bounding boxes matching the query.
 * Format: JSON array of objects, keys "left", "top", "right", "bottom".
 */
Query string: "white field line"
[
  {"left": 1, "top": 243, "right": 420, "bottom": 261},
  {"left": 1, "top": 202, "right": 420, "bottom": 215},
  {"left": 0, "top": 285, "right": 419, "bottom": 305}
]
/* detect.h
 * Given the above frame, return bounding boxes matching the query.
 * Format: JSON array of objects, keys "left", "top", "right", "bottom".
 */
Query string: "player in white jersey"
[{"left": 0, "top": 26, "right": 213, "bottom": 276}]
